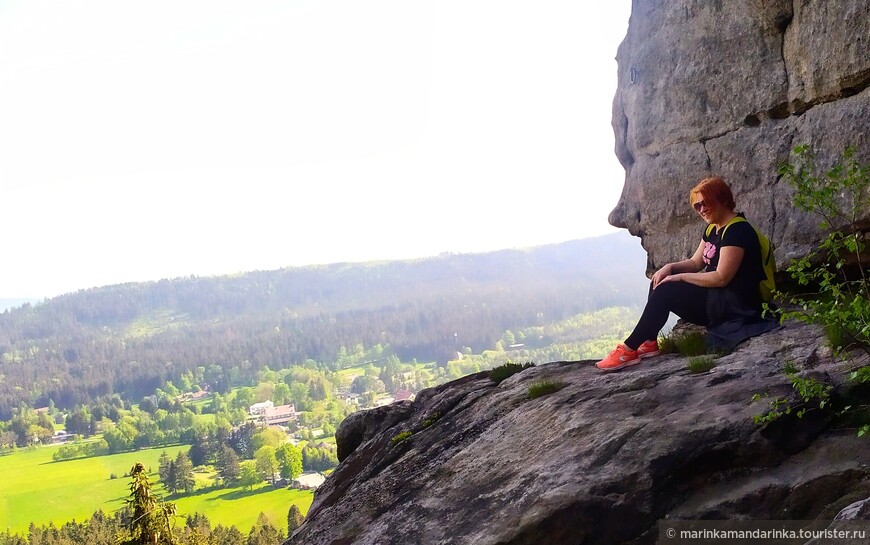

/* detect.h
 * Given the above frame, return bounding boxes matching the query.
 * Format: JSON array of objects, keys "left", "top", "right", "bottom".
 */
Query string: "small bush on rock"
[
  {"left": 489, "top": 362, "right": 534, "bottom": 384},
  {"left": 752, "top": 362, "right": 833, "bottom": 425}
]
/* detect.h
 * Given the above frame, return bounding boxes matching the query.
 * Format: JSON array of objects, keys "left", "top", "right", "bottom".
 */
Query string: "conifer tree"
[
  {"left": 174, "top": 451, "right": 196, "bottom": 494},
  {"left": 215, "top": 444, "right": 241, "bottom": 487},
  {"left": 246, "top": 513, "right": 283, "bottom": 545},
  {"left": 286, "top": 504, "right": 305, "bottom": 535},
  {"left": 158, "top": 452, "right": 172, "bottom": 488},
  {"left": 123, "top": 462, "right": 178, "bottom": 545}
]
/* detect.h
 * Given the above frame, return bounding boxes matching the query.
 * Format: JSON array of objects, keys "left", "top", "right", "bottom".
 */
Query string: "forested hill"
[{"left": 0, "top": 232, "right": 648, "bottom": 417}]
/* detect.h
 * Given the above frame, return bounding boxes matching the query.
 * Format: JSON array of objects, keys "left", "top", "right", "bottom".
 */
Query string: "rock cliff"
[
  {"left": 285, "top": 322, "right": 870, "bottom": 545},
  {"left": 609, "top": 0, "right": 870, "bottom": 271}
]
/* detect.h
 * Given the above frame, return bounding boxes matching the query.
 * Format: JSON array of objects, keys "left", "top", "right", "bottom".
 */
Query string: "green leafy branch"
[
  {"left": 774, "top": 145, "right": 870, "bottom": 356},
  {"left": 752, "top": 362, "right": 832, "bottom": 424}
]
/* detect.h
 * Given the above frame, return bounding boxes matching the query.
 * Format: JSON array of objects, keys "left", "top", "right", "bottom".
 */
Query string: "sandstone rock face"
[
  {"left": 610, "top": 0, "right": 870, "bottom": 271},
  {"left": 285, "top": 322, "right": 870, "bottom": 545}
]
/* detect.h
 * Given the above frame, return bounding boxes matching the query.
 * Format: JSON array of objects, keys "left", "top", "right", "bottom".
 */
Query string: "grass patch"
[
  {"left": 527, "top": 379, "right": 566, "bottom": 399},
  {"left": 391, "top": 431, "right": 412, "bottom": 444},
  {"left": 125, "top": 310, "right": 190, "bottom": 338},
  {"left": 686, "top": 356, "right": 716, "bottom": 374},
  {"left": 333, "top": 364, "right": 375, "bottom": 383},
  {"left": 422, "top": 412, "right": 441, "bottom": 428},
  {"left": 0, "top": 442, "right": 313, "bottom": 536},
  {"left": 173, "top": 483, "right": 311, "bottom": 531},
  {"left": 489, "top": 362, "right": 534, "bottom": 384},
  {"left": 660, "top": 330, "right": 707, "bottom": 357},
  {"left": 0, "top": 443, "right": 188, "bottom": 534}
]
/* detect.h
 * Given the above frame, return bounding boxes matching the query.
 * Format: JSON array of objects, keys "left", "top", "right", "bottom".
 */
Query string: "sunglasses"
[{"left": 692, "top": 200, "right": 710, "bottom": 212}]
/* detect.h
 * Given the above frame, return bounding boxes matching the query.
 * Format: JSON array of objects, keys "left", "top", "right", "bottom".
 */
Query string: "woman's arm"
[
  {"left": 660, "top": 245, "right": 745, "bottom": 288},
  {"left": 651, "top": 240, "right": 706, "bottom": 287}
]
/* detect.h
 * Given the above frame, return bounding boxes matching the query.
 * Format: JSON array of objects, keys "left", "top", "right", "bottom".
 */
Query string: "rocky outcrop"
[
  {"left": 609, "top": 0, "right": 870, "bottom": 271},
  {"left": 285, "top": 322, "right": 870, "bottom": 545}
]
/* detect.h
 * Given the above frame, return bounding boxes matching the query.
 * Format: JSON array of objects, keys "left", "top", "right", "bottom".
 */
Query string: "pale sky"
[{"left": 0, "top": 0, "right": 633, "bottom": 298}]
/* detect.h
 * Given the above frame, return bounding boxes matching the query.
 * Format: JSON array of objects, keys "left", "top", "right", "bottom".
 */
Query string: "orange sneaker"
[
  {"left": 637, "top": 339, "right": 660, "bottom": 359},
  {"left": 596, "top": 344, "right": 641, "bottom": 371}
]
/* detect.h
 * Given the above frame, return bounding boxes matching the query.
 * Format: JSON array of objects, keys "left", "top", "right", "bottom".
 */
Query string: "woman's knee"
[
  {"left": 648, "top": 282, "right": 684, "bottom": 304},
  {"left": 651, "top": 282, "right": 706, "bottom": 310}
]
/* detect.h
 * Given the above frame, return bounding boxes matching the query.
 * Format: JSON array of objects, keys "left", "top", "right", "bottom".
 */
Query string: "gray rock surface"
[
  {"left": 285, "top": 322, "right": 870, "bottom": 545},
  {"left": 610, "top": 0, "right": 870, "bottom": 272}
]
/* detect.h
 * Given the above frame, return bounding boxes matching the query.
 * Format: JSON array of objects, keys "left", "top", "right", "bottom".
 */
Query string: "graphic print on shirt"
[{"left": 703, "top": 241, "right": 717, "bottom": 266}]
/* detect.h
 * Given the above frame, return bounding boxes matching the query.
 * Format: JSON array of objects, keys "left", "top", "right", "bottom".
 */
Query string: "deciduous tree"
[
  {"left": 238, "top": 461, "right": 260, "bottom": 490},
  {"left": 254, "top": 446, "right": 279, "bottom": 484}
]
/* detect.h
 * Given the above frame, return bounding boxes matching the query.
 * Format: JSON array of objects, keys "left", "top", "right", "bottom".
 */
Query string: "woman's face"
[{"left": 691, "top": 193, "right": 721, "bottom": 223}]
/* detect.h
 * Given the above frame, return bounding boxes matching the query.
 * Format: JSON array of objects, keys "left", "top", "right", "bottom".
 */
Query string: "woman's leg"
[{"left": 624, "top": 282, "right": 710, "bottom": 349}]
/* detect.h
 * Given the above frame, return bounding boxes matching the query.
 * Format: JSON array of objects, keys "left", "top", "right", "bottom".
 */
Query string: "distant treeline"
[{"left": 0, "top": 234, "right": 648, "bottom": 417}]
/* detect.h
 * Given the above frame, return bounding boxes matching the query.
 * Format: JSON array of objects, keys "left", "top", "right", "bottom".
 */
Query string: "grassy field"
[
  {"left": 0, "top": 443, "right": 313, "bottom": 536},
  {"left": 333, "top": 364, "right": 371, "bottom": 385}
]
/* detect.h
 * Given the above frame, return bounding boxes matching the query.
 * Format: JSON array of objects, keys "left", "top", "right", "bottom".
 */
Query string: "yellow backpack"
[{"left": 705, "top": 216, "right": 776, "bottom": 302}]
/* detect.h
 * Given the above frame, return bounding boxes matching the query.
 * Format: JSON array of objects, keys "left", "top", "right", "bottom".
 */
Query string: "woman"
[{"left": 596, "top": 176, "right": 774, "bottom": 371}]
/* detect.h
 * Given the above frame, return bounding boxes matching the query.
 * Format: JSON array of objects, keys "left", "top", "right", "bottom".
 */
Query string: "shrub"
[
  {"left": 775, "top": 145, "right": 870, "bottom": 356},
  {"left": 489, "top": 362, "right": 534, "bottom": 384},
  {"left": 767, "top": 145, "right": 870, "bottom": 435},
  {"left": 527, "top": 379, "right": 566, "bottom": 399},
  {"left": 752, "top": 362, "right": 833, "bottom": 425}
]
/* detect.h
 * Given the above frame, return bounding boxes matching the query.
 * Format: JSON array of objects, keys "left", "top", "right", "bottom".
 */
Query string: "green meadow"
[{"left": 0, "top": 443, "right": 313, "bottom": 536}]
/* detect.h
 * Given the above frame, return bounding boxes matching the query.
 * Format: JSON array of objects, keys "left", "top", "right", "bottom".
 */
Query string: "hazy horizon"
[{"left": 0, "top": 230, "right": 645, "bottom": 301}]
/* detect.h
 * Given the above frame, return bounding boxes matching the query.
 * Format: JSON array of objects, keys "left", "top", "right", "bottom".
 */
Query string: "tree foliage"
[
  {"left": 776, "top": 145, "right": 870, "bottom": 355},
  {"left": 122, "top": 462, "right": 177, "bottom": 545},
  {"left": 253, "top": 446, "right": 279, "bottom": 484},
  {"left": 286, "top": 504, "right": 305, "bottom": 535},
  {"left": 768, "top": 145, "right": 870, "bottom": 436},
  {"left": 215, "top": 444, "right": 242, "bottom": 487},
  {"left": 238, "top": 461, "right": 261, "bottom": 490},
  {"left": 276, "top": 443, "right": 303, "bottom": 481}
]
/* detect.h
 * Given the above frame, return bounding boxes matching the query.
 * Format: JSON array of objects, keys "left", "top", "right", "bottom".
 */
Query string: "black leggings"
[{"left": 624, "top": 282, "right": 711, "bottom": 349}]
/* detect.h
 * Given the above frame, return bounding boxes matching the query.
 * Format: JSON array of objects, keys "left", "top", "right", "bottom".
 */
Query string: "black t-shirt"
[{"left": 701, "top": 218, "right": 764, "bottom": 306}]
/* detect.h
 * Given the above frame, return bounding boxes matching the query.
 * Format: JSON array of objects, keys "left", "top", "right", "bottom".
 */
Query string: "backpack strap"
[{"left": 705, "top": 215, "right": 745, "bottom": 239}]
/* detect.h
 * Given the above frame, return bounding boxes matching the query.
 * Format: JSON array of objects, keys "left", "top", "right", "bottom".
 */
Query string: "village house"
[
  {"left": 52, "top": 430, "right": 74, "bottom": 444},
  {"left": 293, "top": 472, "right": 326, "bottom": 490},
  {"left": 177, "top": 390, "right": 210, "bottom": 403},
  {"left": 249, "top": 400, "right": 274, "bottom": 417},
  {"left": 263, "top": 404, "right": 297, "bottom": 426},
  {"left": 394, "top": 389, "right": 415, "bottom": 402}
]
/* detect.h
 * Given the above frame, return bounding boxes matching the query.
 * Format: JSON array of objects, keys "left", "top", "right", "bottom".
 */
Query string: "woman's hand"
[
  {"left": 651, "top": 264, "right": 674, "bottom": 288},
  {"left": 656, "top": 273, "right": 684, "bottom": 287}
]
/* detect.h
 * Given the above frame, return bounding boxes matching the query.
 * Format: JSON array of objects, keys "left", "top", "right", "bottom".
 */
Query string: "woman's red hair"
[{"left": 690, "top": 177, "right": 735, "bottom": 211}]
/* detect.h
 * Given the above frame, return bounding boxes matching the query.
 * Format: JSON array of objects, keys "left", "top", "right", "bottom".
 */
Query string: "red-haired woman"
[{"left": 596, "top": 177, "right": 776, "bottom": 371}]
